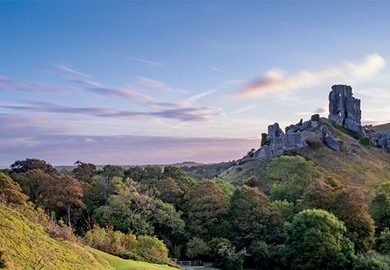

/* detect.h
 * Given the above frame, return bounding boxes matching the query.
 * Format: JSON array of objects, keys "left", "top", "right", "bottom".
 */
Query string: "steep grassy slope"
[
  {"left": 374, "top": 122, "right": 390, "bottom": 133},
  {"left": 0, "top": 204, "right": 177, "bottom": 270}
]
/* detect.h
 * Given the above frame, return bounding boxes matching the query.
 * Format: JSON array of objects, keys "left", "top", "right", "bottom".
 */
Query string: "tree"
[
  {"left": 332, "top": 186, "right": 375, "bottom": 252},
  {"left": 184, "top": 180, "right": 229, "bottom": 239},
  {"left": 230, "top": 186, "right": 282, "bottom": 248},
  {"left": 378, "top": 228, "right": 390, "bottom": 255},
  {"left": 47, "top": 176, "right": 85, "bottom": 227},
  {"left": 280, "top": 209, "right": 355, "bottom": 270},
  {"left": 18, "top": 169, "right": 53, "bottom": 208},
  {"left": 73, "top": 160, "right": 96, "bottom": 183},
  {"left": 302, "top": 181, "right": 375, "bottom": 252},
  {"left": 370, "top": 182, "right": 390, "bottom": 232},
  {"left": 267, "top": 156, "right": 322, "bottom": 203},
  {"left": 10, "top": 158, "right": 58, "bottom": 176},
  {"left": 0, "top": 172, "right": 28, "bottom": 204}
]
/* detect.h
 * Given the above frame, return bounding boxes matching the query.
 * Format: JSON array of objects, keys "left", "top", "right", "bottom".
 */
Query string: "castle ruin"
[{"left": 328, "top": 85, "right": 365, "bottom": 136}]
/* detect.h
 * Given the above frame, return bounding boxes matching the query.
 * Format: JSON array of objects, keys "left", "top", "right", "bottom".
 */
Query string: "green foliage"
[
  {"left": 280, "top": 209, "right": 355, "bottom": 270},
  {"left": 272, "top": 200, "right": 295, "bottom": 223},
  {"left": 135, "top": 235, "right": 170, "bottom": 264},
  {"left": 378, "top": 228, "right": 390, "bottom": 255},
  {"left": 266, "top": 155, "right": 322, "bottom": 183},
  {"left": 230, "top": 186, "right": 282, "bottom": 248},
  {"left": 225, "top": 249, "right": 245, "bottom": 270},
  {"left": 267, "top": 156, "right": 322, "bottom": 203},
  {"left": 185, "top": 180, "right": 229, "bottom": 239},
  {"left": 359, "top": 136, "right": 371, "bottom": 146},
  {"left": 353, "top": 250, "right": 390, "bottom": 270},
  {"left": 302, "top": 180, "right": 375, "bottom": 252},
  {"left": 0, "top": 172, "right": 28, "bottom": 204},
  {"left": 213, "top": 178, "right": 235, "bottom": 198},
  {"left": 247, "top": 240, "right": 280, "bottom": 269},
  {"left": 186, "top": 237, "right": 209, "bottom": 259},
  {"left": 370, "top": 182, "right": 390, "bottom": 232}
]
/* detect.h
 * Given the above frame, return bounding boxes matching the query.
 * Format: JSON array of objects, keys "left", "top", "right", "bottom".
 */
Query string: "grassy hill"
[
  {"left": 373, "top": 122, "right": 390, "bottom": 133},
  {"left": 219, "top": 119, "right": 390, "bottom": 196},
  {"left": 0, "top": 204, "right": 178, "bottom": 270}
]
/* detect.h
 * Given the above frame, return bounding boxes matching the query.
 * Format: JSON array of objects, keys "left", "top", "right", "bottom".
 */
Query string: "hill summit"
[{"left": 252, "top": 84, "right": 389, "bottom": 159}]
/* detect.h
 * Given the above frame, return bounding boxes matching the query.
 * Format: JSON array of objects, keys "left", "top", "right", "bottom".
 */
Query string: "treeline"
[{"left": 1, "top": 156, "right": 390, "bottom": 269}]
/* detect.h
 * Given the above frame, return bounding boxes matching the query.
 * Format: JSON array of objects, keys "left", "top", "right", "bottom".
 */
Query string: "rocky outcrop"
[
  {"left": 371, "top": 133, "right": 390, "bottom": 151},
  {"left": 328, "top": 85, "right": 366, "bottom": 136}
]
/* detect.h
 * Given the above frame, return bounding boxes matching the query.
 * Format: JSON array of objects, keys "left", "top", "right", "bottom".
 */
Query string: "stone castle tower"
[{"left": 328, "top": 85, "right": 365, "bottom": 136}]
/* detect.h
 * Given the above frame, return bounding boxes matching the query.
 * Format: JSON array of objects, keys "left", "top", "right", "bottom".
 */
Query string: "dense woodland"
[{"left": 1, "top": 156, "right": 390, "bottom": 269}]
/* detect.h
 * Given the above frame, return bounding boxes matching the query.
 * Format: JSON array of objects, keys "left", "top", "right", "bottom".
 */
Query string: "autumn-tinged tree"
[
  {"left": 0, "top": 172, "right": 28, "bottom": 204},
  {"left": 184, "top": 180, "right": 229, "bottom": 239},
  {"left": 332, "top": 186, "right": 375, "bottom": 252},
  {"left": 19, "top": 169, "right": 53, "bottom": 208},
  {"left": 73, "top": 160, "right": 96, "bottom": 183},
  {"left": 230, "top": 186, "right": 282, "bottom": 248},
  {"left": 280, "top": 209, "right": 355, "bottom": 270},
  {"left": 48, "top": 176, "right": 85, "bottom": 227}
]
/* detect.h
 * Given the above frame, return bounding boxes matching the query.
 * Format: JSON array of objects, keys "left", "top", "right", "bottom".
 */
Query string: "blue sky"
[{"left": 1, "top": 1, "right": 389, "bottom": 165}]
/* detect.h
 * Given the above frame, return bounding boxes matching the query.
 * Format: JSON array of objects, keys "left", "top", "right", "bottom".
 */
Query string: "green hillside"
[
  {"left": 373, "top": 122, "right": 390, "bottom": 133},
  {"left": 0, "top": 204, "right": 178, "bottom": 270},
  {"left": 220, "top": 121, "right": 390, "bottom": 196}
]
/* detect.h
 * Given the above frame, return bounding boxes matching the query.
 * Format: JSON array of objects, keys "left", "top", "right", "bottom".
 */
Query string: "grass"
[{"left": 0, "top": 203, "right": 178, "bottom": 270}]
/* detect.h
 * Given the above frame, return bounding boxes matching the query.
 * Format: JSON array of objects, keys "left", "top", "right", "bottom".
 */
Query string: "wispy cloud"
[
  {"left": 231, "top": 105, "right": 256, "bottom": 114},
  {"left": 136, "top": 77, "right": 187, "bottom": 94},
  {"left": 1, "top": 101, "right": 221, "bottom": 122},
  {"left": 0, "top": 76, "right": 70, "bottom": 93},
  {"left": 208, "top": 66, "right": 221, "bottom": 71},
  {"left": 234, "top": 53, "right": 386, "bottom": 98},
  {"left": 51, "top": 64, "right": 93, "bottom": 79},
  {"left": 184, "top": 90, "right": 216, "bottom": 104},
  {"left": 88, "top": 48, "right": 168, "bottom": 67}
]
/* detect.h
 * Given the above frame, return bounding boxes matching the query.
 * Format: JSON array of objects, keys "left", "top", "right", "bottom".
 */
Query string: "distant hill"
[
  {"left": 218, "top": 119, "right": 390, "bottom": 197},
  {"left": 0, "top": 204, "right": 177, "bottom": 270},
  {"left": 373, "top": 122, "right": 390, "bottom": 133}
]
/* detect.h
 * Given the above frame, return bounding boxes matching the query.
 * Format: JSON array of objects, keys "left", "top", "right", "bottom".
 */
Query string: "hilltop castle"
[{"left": 252, "top": 84, "right": 388, "bottom": 159}]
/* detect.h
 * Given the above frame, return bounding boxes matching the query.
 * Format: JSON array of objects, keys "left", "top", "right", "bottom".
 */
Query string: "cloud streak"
[
  {"left": 234, "top": 53, "right": 386, "bottom": 98},
  {"left": 1, "top": 101, "right": 221, "bottom": 122}
]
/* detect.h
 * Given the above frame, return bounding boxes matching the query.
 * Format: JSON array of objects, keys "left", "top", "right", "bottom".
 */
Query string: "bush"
[
  {"left": 311, "top": 114, "right": 320, "bottom": 122},
  {"left": 359, "top": 136, "right": 371, "bottom": 146},
  {"left": 353, "top": 251, "right": 390, "bottom": 270},
  {"left": 135, "top": 235, "right": 170, "bottom": 264},
  {"left": 186, "top": 237, "right": 209, "bottom": 259},
  {"left": 378, "top": 228, "right": 390, "bottom": 255}
]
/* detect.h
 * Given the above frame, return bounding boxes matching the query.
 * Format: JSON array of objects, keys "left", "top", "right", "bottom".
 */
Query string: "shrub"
[
  {"left": 311, "top": 114, "right": 320, "bottom": 122},
  {"left": 135, "top": 235, "right": 170, "bottom": 263},
  {"left": 353, "top": 251, "right": 390, "bottom": 270},
  {"left": 359, "top": 136, "right": 371, "bottom": 146},
  {"left": 186, "top": 237, "right": 209, "bottom": 259}
]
